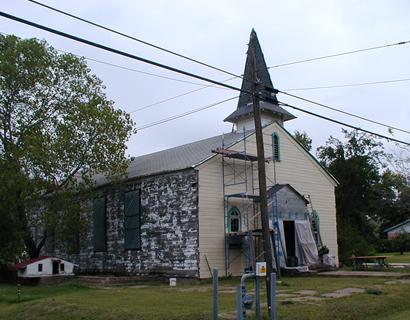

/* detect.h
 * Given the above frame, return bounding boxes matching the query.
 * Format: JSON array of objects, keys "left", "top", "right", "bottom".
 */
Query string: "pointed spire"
[
  {"left": 224, "top": 30, "right": 295, "bottom": 127},
  {"left": 237, "top": 29, "right": 276, "bottom": 108}
]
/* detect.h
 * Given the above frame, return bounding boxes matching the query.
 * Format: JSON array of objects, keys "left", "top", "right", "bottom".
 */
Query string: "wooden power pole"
[{"left": 251, "top": 59, "right": 275, "bottom": 313}]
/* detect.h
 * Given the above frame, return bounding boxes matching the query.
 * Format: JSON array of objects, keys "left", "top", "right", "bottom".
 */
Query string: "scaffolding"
[{"left": 212, "top": 128, "right": 264, "bottom": 276}]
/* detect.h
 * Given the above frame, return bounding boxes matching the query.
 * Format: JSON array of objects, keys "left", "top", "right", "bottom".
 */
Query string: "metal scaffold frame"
[{"left": 212, "top": 128, "right": 264, "bottom": 277}]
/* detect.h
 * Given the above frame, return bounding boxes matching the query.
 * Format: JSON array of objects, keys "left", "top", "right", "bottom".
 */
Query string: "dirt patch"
[
  {"left": 321, "top": 287, "right": 365, "bottom": 298},
  {"left": 176, "top": 286, "right": 211, "bottom": 292},
  {"left": 295, "top": 290, "right": 319, "bottom": 296}
]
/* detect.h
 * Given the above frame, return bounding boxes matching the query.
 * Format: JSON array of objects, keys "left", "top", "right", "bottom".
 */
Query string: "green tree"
[
  {"left": 0, "top": 35, "right": 135, "bottom": 262},
  {"left": 370, "top": 171, "right": 410, "bottom": 235},
  {"left": 294, "top": 130, "right": 312, "bottom": 151},
  {"left": 317, "top": 129, "right": 385, "bottom": 263}
]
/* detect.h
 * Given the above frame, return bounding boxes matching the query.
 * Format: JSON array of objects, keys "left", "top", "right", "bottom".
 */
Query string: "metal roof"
[
  {"left": 94, "top": 131, "right": 249, "bottom": 185},
  {"left": 384, "top": 219, "right": 410, "bottom": 233}
]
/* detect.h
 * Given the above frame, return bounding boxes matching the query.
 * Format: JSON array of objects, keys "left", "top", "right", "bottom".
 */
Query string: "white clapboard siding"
[{"left": 197, "top": 122, "right": 338, "bottom": 278}]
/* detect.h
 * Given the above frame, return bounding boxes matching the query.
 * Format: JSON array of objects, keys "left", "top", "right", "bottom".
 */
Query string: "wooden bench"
[{"left": 350, "top": 255, "right": 389, "bottom": 270}]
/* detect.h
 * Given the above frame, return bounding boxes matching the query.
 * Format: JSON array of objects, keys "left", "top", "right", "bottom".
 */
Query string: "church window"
[
  {"left": 228, "top": 206, "right": 241, "bottom": 233},
  {"left": 124, "top": 190, "right": 141, "bottom": 250},
  {"left": 272, "top": 132, "right": 280, "bottom": 161},
  {"left": 93, "top": 196, "right": 107, "bottom": 252}
]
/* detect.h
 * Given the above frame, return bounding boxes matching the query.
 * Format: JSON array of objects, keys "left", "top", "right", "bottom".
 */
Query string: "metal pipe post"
[
  {"left": 270, "top": 273, "right": 276, "bottom": 320},
  {"left": 255, "top": 277, "right": 261, "bottom": 319},
  {"left": 212, "top": 269, "right": 218, "bottom": 320},
  {"left": 236, "top": 286, "right": 243, "bottom": 320}
]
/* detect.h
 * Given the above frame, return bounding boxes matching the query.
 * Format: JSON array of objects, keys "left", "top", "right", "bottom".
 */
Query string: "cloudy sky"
[{"left": 1, "top": 0, "right": 409, "bottom": 158}]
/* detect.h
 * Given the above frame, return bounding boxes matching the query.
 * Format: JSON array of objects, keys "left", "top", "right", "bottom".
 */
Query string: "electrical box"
[
  {"left": 256, "top": 262, "right": 267, "bottom": 276},
  {"left": 169, "top": 278, "right": 177, "bottom": 286}
]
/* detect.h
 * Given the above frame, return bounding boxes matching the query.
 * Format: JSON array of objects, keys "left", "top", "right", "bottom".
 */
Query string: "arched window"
[
  {"left": 228, "top": 206, "right": 241, "bottom": 233},
  {"left": 272, "top": 132, "right": 280, "bottom": 161}
]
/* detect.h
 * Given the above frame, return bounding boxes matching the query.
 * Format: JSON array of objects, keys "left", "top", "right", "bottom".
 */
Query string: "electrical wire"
[
  {"left": 130, "top": 76, "right": 238, "bottom": 113},
  {"left": 2, "top": 12, "right": 409, "bottom": 146},
  {"left": 27, "top": 0, "right": 241, "bottom": 79},
  {"left": 279, "top": 101, "right": 410, "bottom": 146},
  {"left": 269, "top": 40, "right": 410, "bottom": 69},
  {"left": 0, "top": 12, "right": 249, "bottom": 95},
  {"left": 136, "top": 96, "right": 238, "bottom": 130},
  {"left": 284, "top": 78, "right": 410, "bottom": 91},
  {"left": 278, "top": 90, "right": 410, "bottom": 135}
]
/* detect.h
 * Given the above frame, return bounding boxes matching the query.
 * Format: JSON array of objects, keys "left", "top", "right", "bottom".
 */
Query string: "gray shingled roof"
[
  {"left": 224, "top": 101, "right": 296, "bottom": 123},
  {"left": 94, "top": 131, "right": 249, "bottom": 186}
]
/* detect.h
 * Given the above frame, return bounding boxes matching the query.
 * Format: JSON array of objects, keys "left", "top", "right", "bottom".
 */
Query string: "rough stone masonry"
[{"left": 51, "top": 169, "right": 199, "bottom": 277}]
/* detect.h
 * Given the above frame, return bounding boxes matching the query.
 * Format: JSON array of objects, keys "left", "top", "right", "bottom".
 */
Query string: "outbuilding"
[
  {"left": 15, "top": 256, "right": 76, "bottom": 278},
  {"left": 385, "top": 219, "right": 410, "bottom": 240}
]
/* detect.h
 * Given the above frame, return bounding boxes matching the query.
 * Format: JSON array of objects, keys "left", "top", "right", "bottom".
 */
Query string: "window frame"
[
  {"left": 124, "top": 190, "right": 141, "bottom": 250},
  {"left": 272, "top": 132, "right": 281, "bottom": 162}
]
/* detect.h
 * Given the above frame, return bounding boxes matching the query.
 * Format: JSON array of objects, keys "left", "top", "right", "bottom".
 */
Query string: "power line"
[
  {"left": 3, "top": 12, "right": 410, "bottom": 146},
  {"left": 136, "top": 96, "right": 238, "bottom": 130},
  {"left": 269, "top": 40, "right": 410, "bottom": 69},
  {"left": 279, "top": 101, "right": 410, "bottom": 146},
  {"left": 0, "top": 12, "right": 249, "bottom": 95},
  {"left": 55, "top": 49, "right": 223, "bottom": 87},
  {"left": 27, "top": 0, "right": 241, "bottom": 79},
  {"left": 130, "top": 76, "right": 238, "bottom": 113},
  {"left": 278, "top": 90, "right": 410, "bottom": 135},
  {"left": 284, "top": 78, "right": 410, "bottom": 91}
]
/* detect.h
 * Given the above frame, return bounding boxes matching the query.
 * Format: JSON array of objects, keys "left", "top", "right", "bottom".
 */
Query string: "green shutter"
[
  {"left": 272, "top": 132, "right": 280, "bottom": 161},
  {"left": 124, "top": 190, "right": 141, "bottom": 250},
  {"left": 93, "top": 196, "right": 107, "bottom": 252}
]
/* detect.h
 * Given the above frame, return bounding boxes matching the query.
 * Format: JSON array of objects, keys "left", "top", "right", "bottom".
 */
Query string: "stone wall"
[{"left": 52, "top": 169, "right": 199, "bottom": 277}]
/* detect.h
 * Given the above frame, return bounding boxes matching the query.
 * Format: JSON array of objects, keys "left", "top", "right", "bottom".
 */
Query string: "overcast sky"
[{"left": 1, "top": 0, "right": 409, "bottom": 158}]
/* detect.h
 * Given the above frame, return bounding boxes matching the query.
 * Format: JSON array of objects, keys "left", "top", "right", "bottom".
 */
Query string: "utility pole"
[{"left": 251, "top": 50, "right": 275, "bottom": 314}]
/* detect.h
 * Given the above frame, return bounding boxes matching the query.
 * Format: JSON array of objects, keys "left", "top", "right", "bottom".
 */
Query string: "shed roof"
[
  {"left": 384, "top": 219, "right": 410, "bottom": 233},
  {"left": 267, "top": 184, "right": 310, "bottom": 204},
  {"left": 15, "top": 256, "right": 48, "bottom": 270}
]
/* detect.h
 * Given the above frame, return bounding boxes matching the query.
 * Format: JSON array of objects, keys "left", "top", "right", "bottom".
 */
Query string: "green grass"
[
  {"left": 0, "top": 276, "right": 409, "bottom": 319},
  {"left": 383, "top": 252, "right": 410, "bottom": 263}
]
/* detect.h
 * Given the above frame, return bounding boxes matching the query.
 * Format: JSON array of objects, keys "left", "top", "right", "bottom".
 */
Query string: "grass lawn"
[
  {"left": 383, "top": 252, "right": 410, "bottom": 263},
  {"left": 0, "top": 275, "right": 410, "bottom": 319}
]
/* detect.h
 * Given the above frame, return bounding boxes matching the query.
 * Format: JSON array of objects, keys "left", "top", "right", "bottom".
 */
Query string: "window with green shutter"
[
  {"left": 272, "top": 132, "right": 280, "bottom": 161},
  {"left": 93, "top": 196, "right": 107, "bottom": 252},
  {"left": 124, "top": 190, "right": 141, "bottom": 250}
]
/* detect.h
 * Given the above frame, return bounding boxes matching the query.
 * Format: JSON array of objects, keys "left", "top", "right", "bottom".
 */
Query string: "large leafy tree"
[
  {"left": 0, "top": 35, "right": 134, "bottom": 261},
  {"left": 317, "top": 130, "right": 386, "bottom": 263}
]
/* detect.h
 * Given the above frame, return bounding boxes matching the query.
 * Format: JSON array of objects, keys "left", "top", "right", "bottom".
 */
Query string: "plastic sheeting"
[{"left": 294, "top": 220, "right": 319, "bottom": 266}]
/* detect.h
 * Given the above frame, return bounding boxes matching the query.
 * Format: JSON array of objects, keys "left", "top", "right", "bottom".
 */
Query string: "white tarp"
[{"left": 294, "top": 220, "right": 319, "bottom": 266}]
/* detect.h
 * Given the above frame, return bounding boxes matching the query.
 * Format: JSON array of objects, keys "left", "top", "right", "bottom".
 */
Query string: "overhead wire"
[
  {"left": 2, "top": 11, "right": 409, "bottom": 146},
  {"left": 279, "top": 101, "right": 410, "bottom": 146},
  {"left": 269, "top": 40, "right": 410, "bottom": 69},
  {"left": 284, "top": 78, "right": 410, "bottom": 91},
  {"left": 0, "top": 12, "right": 248, "bottom": 94},
  {"left": 129, "top": 76, "right": 238, "bottom": 113},
  {"left": 278, "top": 90, "right": 410, "bottom": 135},
  {"left": 27, "top": 0, "right": 242, "bottom": 79},
  {"left": 136, "top": 96, "right": 238, "bottom": 130}
]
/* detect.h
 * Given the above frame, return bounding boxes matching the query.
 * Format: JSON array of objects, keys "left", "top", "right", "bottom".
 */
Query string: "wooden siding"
[{"left": 197, "top": 122, "right": 338, "bottom": 278}]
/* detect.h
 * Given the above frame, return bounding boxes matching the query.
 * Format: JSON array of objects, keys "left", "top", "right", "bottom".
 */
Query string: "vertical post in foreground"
[
  {"left": 270, "top": 273, "right": 277, "bottom": 320},
  {"left": 255, "top": 276, "right": 261, "bottom": 319},
  {"left": 212, "top": 269, "right": 218, "bottom": 320},
  {"left": 236, "top": 286, "right": 243, "bottom": 320}
]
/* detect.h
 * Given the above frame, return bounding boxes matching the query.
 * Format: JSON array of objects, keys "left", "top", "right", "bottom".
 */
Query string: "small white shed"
[
  {"left": 385, "top": 219, "right": 410, "bottom": 240},
  {"left": 15, "top": 256, "right": 76, "bottom": 278}
]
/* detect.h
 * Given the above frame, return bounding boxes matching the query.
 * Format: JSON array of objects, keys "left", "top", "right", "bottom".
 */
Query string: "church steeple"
[{"left": 224, "top": 29, "right": 296, "bottom": 130}]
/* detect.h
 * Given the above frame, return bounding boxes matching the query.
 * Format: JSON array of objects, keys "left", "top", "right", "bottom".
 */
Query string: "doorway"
[
  {"left": 283, "top": 220, "right": 296, "bottom": 257},
  {"left": 52, "top": 261, "right": 59, "bottom": 275}
]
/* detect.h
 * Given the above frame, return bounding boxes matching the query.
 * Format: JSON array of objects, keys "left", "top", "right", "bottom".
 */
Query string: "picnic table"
[{"left": 350, "top": 255, "right": 389, "bottom": 269}]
